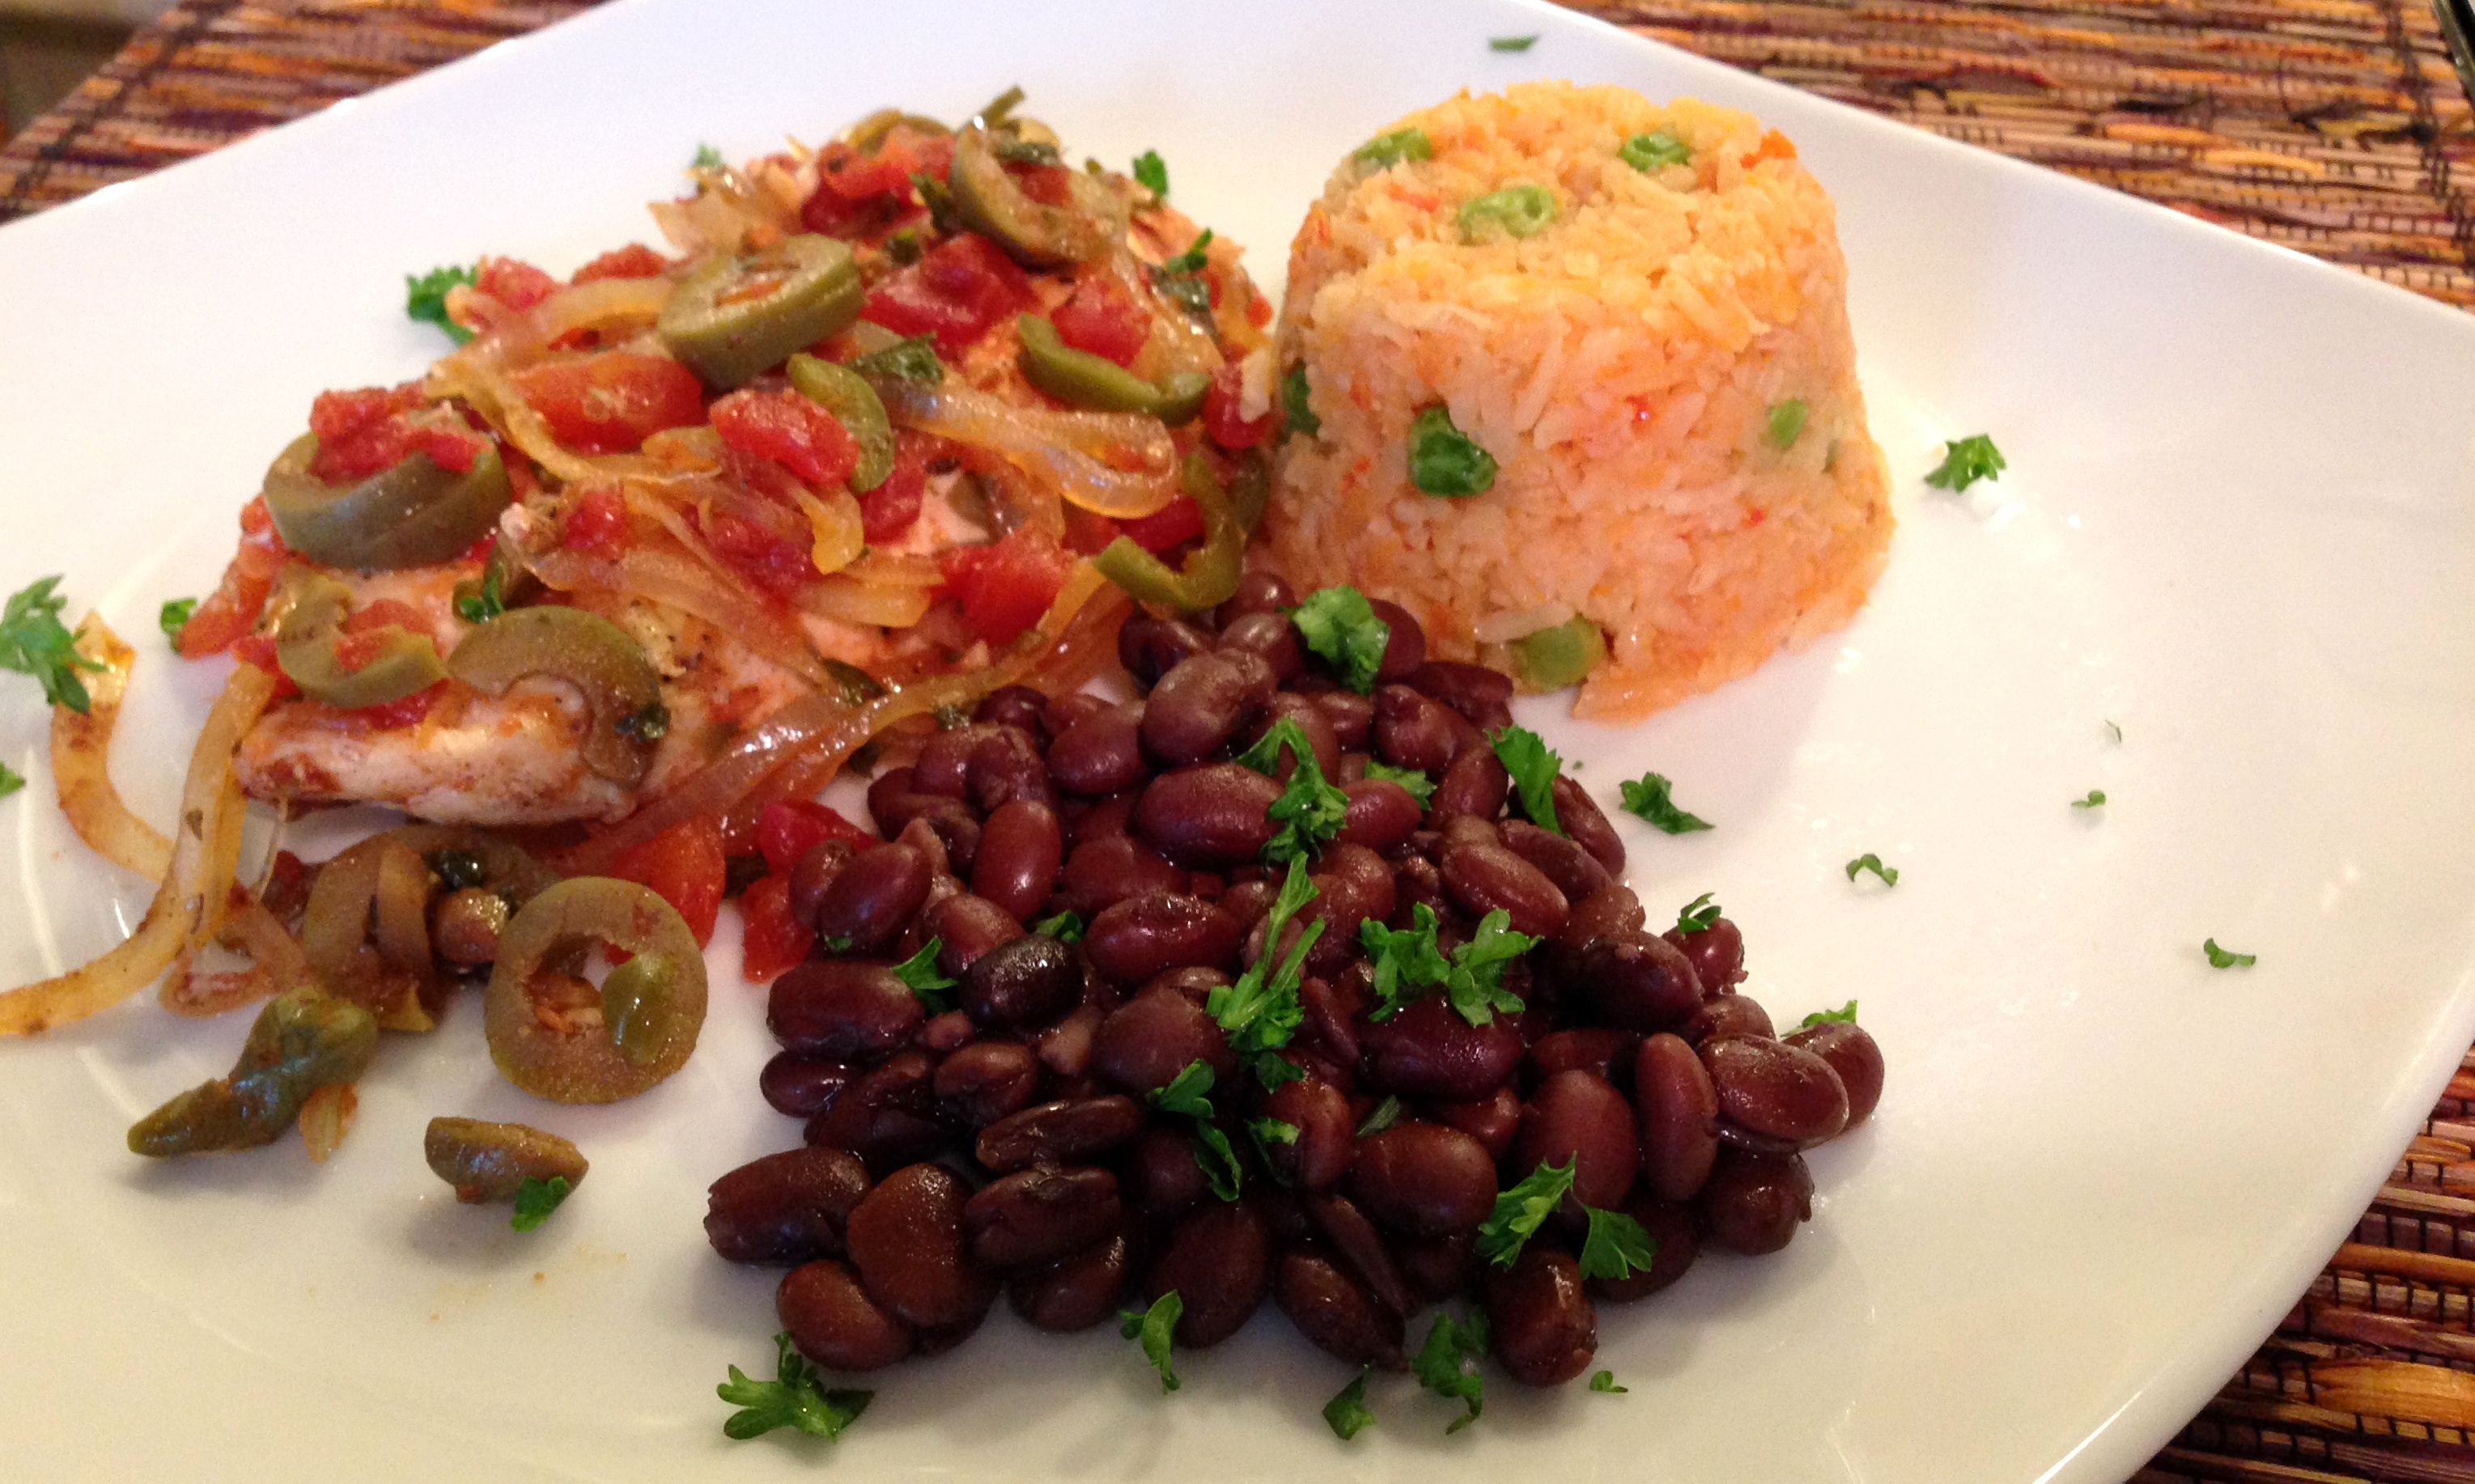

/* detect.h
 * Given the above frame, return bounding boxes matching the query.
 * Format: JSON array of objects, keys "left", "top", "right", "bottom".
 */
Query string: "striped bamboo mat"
[{"left": 2, "top": 2, "right": 2471, "bottom": 1479}]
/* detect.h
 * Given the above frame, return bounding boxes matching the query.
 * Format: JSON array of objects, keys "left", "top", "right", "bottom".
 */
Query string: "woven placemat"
[{"left": 3, "top": 2, "right": 2472, "bottom": 1478}]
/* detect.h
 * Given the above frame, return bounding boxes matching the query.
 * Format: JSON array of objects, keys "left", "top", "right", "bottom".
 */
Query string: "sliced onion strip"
[
  {"left": 51, "top": 615, "right": 172, "bottom": 882},
  {"left": 877, "top": 380, "right": 1180, "bottom": 520}
]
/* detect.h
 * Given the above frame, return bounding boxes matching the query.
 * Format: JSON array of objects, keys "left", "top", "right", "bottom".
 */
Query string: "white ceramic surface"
[{"left": 5, "top": 1, "right": 2475, "bottom": 1479}]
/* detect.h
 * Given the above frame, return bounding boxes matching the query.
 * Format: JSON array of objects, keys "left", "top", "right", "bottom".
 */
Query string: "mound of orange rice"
[{"left": 1262, "top": 83, "right": 1892, "bottom": 721}]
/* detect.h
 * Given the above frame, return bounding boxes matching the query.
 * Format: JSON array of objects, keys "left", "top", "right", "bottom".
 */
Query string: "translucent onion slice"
[
  {"left": 522, "top": 543, "right": 865, "bottom": 699},
  {"left": 299, "top": 1083, "right": 359, "bottom": 1163},
  {"left": 798, "top": 574, "right": 932, "bottom": 629},
  {"left": 794, "top": 489, "right": 866, "bottom": 577},
  {"left": 877, "top": 379, "right": 1179, "bottom": 519},
  {"left": 51, "top": 615, "right": 172, "bottom": 882},
  {"left": 159, "top": 901, "right": 310, "bottom": 1020}
]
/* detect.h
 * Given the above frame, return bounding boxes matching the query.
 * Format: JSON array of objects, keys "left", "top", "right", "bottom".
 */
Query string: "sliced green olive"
[
  {"left": 484, "top": 876, "right": 708, "bottom": 1104},
  {"left": 128, "top": 985, "right": 379, "bottom": 1156},
  {"left": 446, "top": 606, "right": 664, "bottom": 788},
  {"left": 302, "top": 831, "right": 442, "bottom": 1030},
  {"left": 1512, "top": 615, "right": 1608, "bottom": 692},
  {"left": 949, "top": 123, "right": 1114, "bottom": 268},
  {"left": 1015, "top": 315, "right": 1208, "bottom": 423},
  {"left": 423, "top": 1117, "right": 588, "bottom": 1203},
  {"left": 786, "top": 354, "right": 894, "bottom": 492},
  {"left": 658, "top": 234, "right": 864, "bottom": 392},
  {"left": 271, "top": 566, "right": 448, "bottom": 710},
  {"left": 261, "top": 433, "right": 512, "bottom": 571},
  {"left": 1090, "top": 452, "right": 1244, "bottom": 612}
]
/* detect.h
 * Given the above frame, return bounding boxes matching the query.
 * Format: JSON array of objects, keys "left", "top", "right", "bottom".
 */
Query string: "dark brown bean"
[
  {"left": 1702, "top": 1035, "right": 1849, "bottom": 1147},
  {"left": 1515, "top": 1070, "right": 1639, "bottom": 1212},
  {"left": 1430, "top": 744, "right": 1509, "bottom": 821},
  {"left": 1214, "top": 570, "right": 1294, "bottom": 629},
  {"left": 1589, "top": 1194, "right": 1699, "bottom": 1302},
  {"left": 1303, "top": 842, "right": 1395, "bottom": 969},
  {"left": 778, "top": 1258, "right": 915, "bottom": 1372},
  {"left": 1046, "top": 701, "right": 1149, "bottom": 797},
  {"left": 1441, "top": 839, "right": 1569, "bottom": 939},
  {"left": 1262, "top": 1076, "right": 1353, "bottom": 1191},
  {"left": 1560, "top": 883, "right": 1645, "bottom": 947},
  {"left": 1433, "top": 1085, "right": 1522, "bottom": 1160},
  {"left": 1664, "top": 915, "right": 1746, "bottom": 993},
  {"left": 866, "top": 764, "right": 920, "bottom": 825},
  {"left": 1552, "top": 774, "right": 1626, "bottom": 877},
  {"left": 1120, "top": 1125, "right": 1210, "bottom": 1219},
  {"left": 1405, "top": 660, "right": 1515, "bottom": 731},
  {"left": 1009, "top": 1230, "right": 1133, "bottom": 1331},
  {"left": 1035, "top": 1004, "right": 1104, "bottom": 1079},
  {"left": 804, "top": 1051, "right": 943, "bottom": 1175},
  {"left": 429, "top": 888, "right": 508, "bottom": 966},
  {"left": 967, "top": 726, "right": 1054, "bottom": 813},
  {"left": 1141, "top": 652, "right": 1274, "bottom": 764},
  {"left": 1484, "top": 1247, "right": 1597, "bottom": 1387},
  {"left": 1366, "top": 598, "right": 1426, "bottom": 681},
  {"left": 1684, "top": 993, "right": 1776, "bottom": 1044},
  {"left": 1697, "top": 1148, "right": 1813, "bottom": 1255},
  {"left": 1372, "top": 684, "right": 1458, "bottom": 772},
  {"left": 923, "top": 893, "right": 1022, "bottom": 979},
  {"left": 1216, "top": 877, "right": 1277, "bottom": 933},
  {"left": 975, "top": 1096, "right": 1148, "bottom": 1172},
  {"left": 1530, "top": 1028, "right": 1641, "bottom": 1089},
  {"left": 1392, "top": 1228, "right": 1478, "bottom": 1301},
  {"left": 1119, "top": 616, "right": 1214, "bottom": 690},
  {"left": 1637, "top": 1032, "right": 1721, "bottom": 1203},
  {"left": 1784, "top": 1020, "right": 1885, "bottom": 1130},
  {"left": 769, "top": 960, "right": 924, "bottom": 1061},
  {"left": 1238, "top": 693, "right": 1340, "bottom": 780},
  {"left": 844, "top": 1163, "right": 998, "bottom": 1329},
  {"left": 787, "top": 839, "right": 859, "bottom": 931},
  {"left": 961, "top": 932, "right": 1081, "bottom": 1029},
  {"left": 1278, "top": 1246, "right": 1407, "bottom": 1369},
  {"left": 1042, "top": 689, "right": 1107, "bottom": 738},
  {"left": 1500, "top": 818, "right": 1613, "bottom": 903},
  {"left": 1134, "top": 764, "right": 1282, "bottom": 868},
  {"left": 760, "top": 1052, "right": 855, "bottom": 1119},
  {"left": 1569, "top": 931, "right": 1703, "bottom": 1034},
  {"left": 1144, "top": 1201, "right": 1271, "bottom": 1347},
  {"left": 1298, "top": 973, "right": 1365, "bottom": 1073},
  {"left": 910, "top": 723, "right": 989, "bottom": 799},
  {"left": 706, "top": 1147, "right": 871, "bottom": 1265},
  {"left": 917, "top": 1008, "right": 974, "bottom": 1053},
  {"left": 1359, "top": 994, "right": 1525, "bottom": 1102},
  {"left": 963, "top": 1166, "right": 1123, "bottom": 1270},
  {"left": 1390, "top": 852, "right": 1448, "bottom": 922},
  {"left": 1305, "top": 1192, "right": 1418, "bottom": 1317},
  {"left": 974, "top": 682, "right": 1051, "bottom": 737},
  {"left": 1060, "top": 833, "right": 1189, "bottom": 915},
  {"left": 1350, "top": 1121, "right": 1498, "bottom": 1236},
  {"left": 1337, "top": 779, "right": 1422, "bottom": 853},
  {"left": 1217, "top": 610, "right": 1305, "bottom": 684},
  {"left": 812, "top": 843, "right": 932, "bottom": 954},
  {"left": 1309, "top": 689, "right": 1375, "bottom": 749},
  {"left": 933, "top": 1039, "right": 1044, "bottom": 1127},
  {"left": 1438, "top": 813, "right": 1500, "bottom": 851},
  {"left": 1142, "top": 965, "right": 1232, "bottom": 1005},
  {"left": 1085, "top": 892, "right": 1242, "bottom": 984},
  {"left": 1089, "top": 988, "right": 1236, "bottom": 1095}
]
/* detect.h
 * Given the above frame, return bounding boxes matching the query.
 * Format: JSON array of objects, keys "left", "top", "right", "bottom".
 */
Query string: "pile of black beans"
[{"left": 703, "top": 573, "right": 1886, "bottom": 1398}]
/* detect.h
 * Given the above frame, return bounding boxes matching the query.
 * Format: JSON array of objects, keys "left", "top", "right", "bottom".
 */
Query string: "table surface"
[{"left": 5, "top": 3, "right": 2474, "bottom": 1481}]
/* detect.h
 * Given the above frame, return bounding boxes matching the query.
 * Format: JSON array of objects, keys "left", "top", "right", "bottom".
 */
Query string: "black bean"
[
  {"left": 1214, "top": 570, "right": 1294, "bottom": 628},
  {"left": 1587, "top": 1194, "right": 1698, "bottom": 1303},
  {"left": 1440, "top": 839, "right": 1569, "bottom": 939},
  {"left": 1432, "top": 1085, "right": 1522, "bottom": 1161},
  {"left": 1683, "top": 993, "right": 1776, "bottom": 1045},
  {"left": 1569, "top": 931, "right": 1703, "bottom": 1034},
  {"left": 1514, "top": 1069, "right": 1638, "bottom": 1212},
  {"left": 964, "top": 1165, "right": 1123, "bottom": 1270},
  {"left": 779, "top": 1258, "right": 915, "bottom": 1372},
  {"left": 1500, "top": 818, "right": 1612, "bottom": 903},
  {"left": 974, "top": 682, "right": 1051, "bottom": 738},
  {"left": 1350, "top": 1121, "right": 1497, "bottom": 1236},
  {"left": 1697, "top": 1148, "right": 1813, "bottom": 1255},
  {"left": 1484, "top": 1247, "right": 1596, "bottom": 1386},
  {"left": 1664, "top": 914, "right": 1746, "bottom": 993},
  {"left": 1338, "top": 779, "right": 1422, "bottom": 852},
  {"left": 1119, "top": 616, "right": 1215, "bottom": 690},
  {"left": 1133, "top": 765, "right": 1283, "bottom": 868},
  {"left": 1009, "top": 1230, "right": 1134, "bottom": 1332},
  {"left": 813, "top": 843, "right": 932, "bottom": 954},
  {"left": 1429, "top": 744, "right": 1509, "bottom": 821},
  {"left": 1366, "top": 598, "right": 1426, "bottom": 681},
  {"left": 769, "top": 960, "right": 923, "bottom": 1062},
  {"left": 1060, "top": 833, "right": 1190, "bottom": 915},
  {"left": 962, "top": 933, "right": 1082, "bottom": 1029},
  {"left": 1144, "top": 1201, "right": 1271, "bottom": 1348},
  {"left": 1309, "top": 689, "right": 1375, "bottom": 749},
  {"left": 910, "top": 723, "right": 990, "bottom": 799},
  {"left": 1046, "top": 702, "right": 1149, "bottom": 796},
  {"left": 1140, "top": 652, "right": 1274, "bottom": 764},
  {"left": 759, "top": 1051, "right": 856, "bottom": 1119},
  {"left": 786, "top": 839, "right": 859, "bottom": 932},
  {"left": 706, "top": 1147, "right": 871, "bottom": 1265},
  {"left": 1304, "top": 1191, "right": 1418, "bottom": 1318},
  {"left": 1278, "top": 1246, "right": 1407, "bottom": 1369},
  {"left": 1784, "top": 1020, "right": 1885, "bottom": 1130},
  {"left": 1405, "top": 660, "right": 1515, "bottom": 731},
  {"left": 1636, "top": 1032, "right": 1720, "bottom": 1204},
  {"left": 1236, "top": 693, "right": 1340, "bottom": 780},
  {"left": 933, "top": 1039, "right": 1044, "bottom": 1127},
  {"left": 1702, "top": 1035, "right": 1849, "bottom": 1147},
  {"left": 1089, "top": 987, "right": 1236, "bottom": 1094},
  {"left": 975, "top": 1096, "right": 1148, "bottom": 1172},
  {"left": 1085, "top": 891, "right": 1243, "bottom": 985},
  {"left": 923, "top": 893, "right": 1023, "bottom": 978},
  {"left": 1551, "top": 774, "right": 1626, "bottom": 876},
  {"left": 1216, "top": 610, "right": 1305, "bottom": 684},
  {"left": 1358, "top": 994, "right": 1524, "bottom": 1103},
  {"left": 967, "top": 726, "right": 1054, "bottom": 813},
  {"left": 804, "top": 1051, "right": 943, "bottom": 1176},
  {"left": 1262, "top": 1075, "right": 1353, "bottom": 1192},
  {"left": 845, "top": 1163, "right": 998, "bottom": 1329},
  {"left": 1372, "top": 685, "right": 1458, "bottom": 772}
]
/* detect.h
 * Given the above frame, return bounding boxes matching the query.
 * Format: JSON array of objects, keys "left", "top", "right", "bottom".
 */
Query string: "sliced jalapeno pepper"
[
  {"left": 271, "top": 567, "right": 448, "bottom": 710},
  {"left": 1511, "top": 615, "right": 1608, "bottom": 692},
  {"left": 949, "top": 123, "right": 1116, "bottom": 268},
  {"left": 128, "top": 984, "right": 379, "bottom": 1156},
  {"left": 1090, "top": 452, "right": 1244, "bottom": 612},
  {"left": 786, "top": 354, "right": 894, "bottom": 492},
  {"left": 261, "top": 433, "right": 512, "bottom": 572},
  {"left": 658, "top": 234, "right": 864, "bottom": 392},
  {"left": 445, "top": 606, "right": 665, "bottom": 788},
  {"left": 1015, "top": 315, "right": 1209, "bottom": 423},
  {"left": 484, "top": 876, "right": 708, "bottom": 1103}
]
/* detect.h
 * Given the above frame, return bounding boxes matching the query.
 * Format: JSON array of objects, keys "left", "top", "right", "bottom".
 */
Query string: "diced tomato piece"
[
  {"left": 1061, "top": 507, "right": 1120, "bottom": 556},
  {"left": 562, "top": 482, "right": 628, "bottom": 555},
  {"left": 710, "top": 386, "right": 860, "bottom": 489},
  {"left": 515, "top": 353, "right": 707, "bottom": 456},
  {"left": 1051, "top": 274, "right": 1148, "bottom": 368},
  {"left": 571, "top": 243, "right": 670, "bottom": 284},
  {"left": 755, "top": 799, "right": 877, "bottom": 877},
  {"left": 737, "top": 873, "right": 813, "bottom": 984},
  {"left": 180, "top": 502, "right": 287, "bottom": 659},
  {"left": 476, "top": 256, "right": 558, "bottom": 312},
  {"left": 699, "top": 503, "right": 813, "bottom": 598},
  {"left": 939, "top": 527, "right": 1075, "bottom": 647},
  {"left": 611, "top": 815, "right": 728, "bottom": 948},
  {"left": 861, "top": 233, "right": 1034, "bottom": 358},
  {"left": 1203, "top": 361, "right": 1276, "bottom": 451},
  {"left": 1119, "top": 495, "right": 1205, "bottom": 553},
  {"left": 355, "top": 681, "right": 444, "bottom": 730},
  {"left": 305, "top": 383, "right": 486, "bottom": 481},
  {"left": 812, "top": 140, "right": 913, "bottom": 202},
  {"left": 1015, "top": 163, "right": 1073, "bottom": 207},
  {"left": 856, "top": 430, "right": 931, "bottom": 542}
]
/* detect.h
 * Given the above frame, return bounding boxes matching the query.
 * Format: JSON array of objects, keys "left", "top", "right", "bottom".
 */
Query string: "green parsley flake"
[
  {"left": 890, "top": 939, "right": 957, "bottom": 1013},
  {"left": 1132, "top": 149, "right": 1169, "bottom": 198},
  {"left": 1120, "top": 1291, "right": 1183, "bottom": 1391},
  {"left": 1925, "top": 433, "right": 2006, "bottom": 492},
  {"left": 1620, "top": 129, "right": 1692, "bottom": 171},
  {"left": 158, "top": 597, "right": 197, "bottom": 647},
  {"left": 1578, "top": 1204, "right": 1660, "bottom": 1281},
  {"left": 2072, "top": 789, "right": 2108, "bottom": 809},
  {"left": 510, "top": 1174, "right": 571, "bottom": 1232},
  {"left": 1799, "top": 999, "right": 1858, "bottom": 1028},
  {"left": 1458, "top": 184, "right": 1558, "bottom": 243},
  {"left": 1288, "top": 585, "right": 1390, "bottom": 694},
  {"left": 1845, "top": 853, "right": 1899, "bottom": 887},
  {"left": 405, "top": 264, "right": 477, "bottom": 345},
  {"left": 1360, "top": 903, "right": 1533, "bottom": 1026},
  {"left": 1490, "top": 724, "right": 1564, "bottom": 834},
  {"left": 693, "top": 142, "right": 726, "bottom": 171},
  {"left": 2204, "top": 939, "right": 2257, "bottom": 969},
  {"left": 1354, "top": 128, "right": 1433, "bottom": 170},
  {"left": 1031, "top": 909, "right": 1085, "bottom": 943},
  {"left": 1161, "top": 228, "right": 1214, "bottom": 276},
  {"left": 1590, "top": 1370, "right": 1628, "bottom": 1393},
  {"left": 452, "top": 564, "right": 504, "bottom": 625},
  {"left": 1191, "top": 1124, "right": 1243, "bottom": 1201},
  {"left": 1490, "top": 33, "right": 1539, "bottom": 50},
  {"left": 1364, "top": 760, "right": 1436, "bottom": 808},
  {"left": 1, "top": 577, "right": 102, "bottom": 714},
  {"left": 1324, "top": 1369, "right": 1377, "bottom": 1439},
  {"left": 1407, "top": 405, "right": 1497, "bottom": 497},
  {"left": 1764, "top": 398, "right": 1809, "bottom": 451},
  {"left": 850, "top": 334, "right": 945, "bottom": 384},
  {"left": 1150, "top": 1058, "right": 1217, "bottom": 1120},
  {"left": 1356, "top": 1095, "right": 1404, "bottom": 1138},
  {"left": 1282, "top": 364, "right": 1321, "bottom": 439},
  {"left": 0, "top": 761, "right": 23, "bottom": 799},
  {"left": 1619, "top": 771, "right": 1712, "bottom": 833},
  {"left": 1674, "top": 892, "right": 1721, "bottom": 934},
  {"left": 1477, "top": 1156, "right": 1576, "bottom": 1267},
  {"left": 1412, "top": 1311, "right": 1489, "bottom": 1433},
  {"left": 717, "top": 1333, "right": 871, "bottom": 1444},
  {"left": 1205, "top": 861, "right": 1322, "bottom": 1086}
]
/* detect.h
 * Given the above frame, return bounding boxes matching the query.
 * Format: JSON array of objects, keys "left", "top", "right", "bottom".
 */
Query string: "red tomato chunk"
[
  {"left": 612, "top": 815, "right": 728, "bottom": 948},
  {"left": 571, "top": 244, "right": 670, "bottom": 284},
  {"left": 515, "top": 354, "right": 707, "bottom": 456},
  {"left": 861, "top": 234, "right": 1034, "bottom": 357},
  {"left": 757, "top": 799, "right": 877, "bottom": 877},
  {"left": 710, "top": 387, "right": 860, "bottom": 489},
  {"left": 939, "top": 528, "right": 1074, "bottom": 647},
  {"left": 1202, "top": 361, "right": 1274, "bottom": 451},
  {"left": 1051, "top": 275, "right": 1148, "bottom": 368}
]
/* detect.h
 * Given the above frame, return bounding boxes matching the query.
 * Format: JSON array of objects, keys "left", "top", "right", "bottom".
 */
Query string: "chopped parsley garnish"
[
  {"left": 1577, "top": 1204, "right": 1659, "bottom": 1280},
  {"left": 405, "top": 264, "right": 477, "bottom": 345},
  {"left": 1490, "top": 32, "right": 1540, "bottom": 50},
  {"left": 1288, "top": 585, "right": 1390, "bottom": 694},
  {"left": 0, "top": 762, "right": 23, "bottom": 799},
  {"left": 1354, "top": 127, "right": 1433, "bottom": 169},
  {"left": 1924, "top": 433, "right": 2006, "bottom": 492},
  {"left": 1799, "top": 999, "right": 1858, "bottom": 1028},
  {"left": 1620, "top": 129, "right": 1692, "bottom": 171},
  {"left": 1361, "top": 903, "right": 1452, "bottom": 1020},
  {"left": 158, "top": 597, "right": 196, "bottom": 647},
  {"left": 1490, "top": 724, "right": 1564, "bottom": 834},
  {"left": 1282, "top": 364, "right": 1320, "bottom": 438},
  {"left": 510, "top": 1175, "right": 571, "bottom": 1232},
  {"left": 2204, "top": 939, "right": 2256, "bottom": 969},
  {"left": 1674, "top": 892, "right": 1721, "bottom": 934},
  {"left": 1191, "top": 1123, "right": 1243, "bottom": 1201},
  {"left": 717, "top": 1332, "right": 871, "bottom": 1443},
  {"left": 1764, "top": 398, "right": 1809, "bottom": 451},
  {"left": 851, "top": 335, "right": 945, "bottom": 384},
  {"left": 614, "top": 702, "right": 670, "bottom": 742},
  {"left": 1361, "top": 904, "right": 1533, "bottom": 1026},
  {"left": 1324, "top": 1369, "right": 1377, "bottom": 1438},
  {"left": 1407, "top": 405, "right": 1497, "bottom": 497},
  {"left": 1845, "top": 853, "right": 1900, "bottom": 887},
  {"left": 1161, "top": 228, "right": 1214, "bottom": 276},
  {"left": 890, "top": 939, "right": 957, "bottom": 1013},
  {"left": 2071, "top": 789, "right": 2107, "bottom": 809},
  {"left": 1248, "top": 1116, "right": 1299, "bottom": 1151},
  {"left": 1412, "top": 1311, "right": 1489, "bottom": 1432},
  {"left": 1132, "top": 149, "right": 1169, "bottom": 198},
  {"left": 1120, "top": 1292, "right": 1183, "bottom": 1391},
  {"left": 1150, "top": 1058, "right": 1216, "bottom": 1119},
  {"left": 1619, "top": 770, "right": 1711, "bottom": 833},
  {"left": 1476, "top": 1156, "right": 1574, "bottom": 1267},
  {"left": 1153, "top": 264, "right": 1212, "bottom": 320},
  {"left": 1148, "top": 1062, "right": 1239, "bottom": 1198},
  {"left": 1364, "top": 760, "right": 1435, "bottom": 807},
  {"left": 1, "top": 576, "right": 102, "bottom": 714},
  {"left": 1234, "top": 718, "right": 1349, "bottom": 863},
  {"left": 453, "top": 563, "right": 504, "bottom": 625},
  {"left": 1356, "top": 1095, "right": 1404, "bottom": 1138},
  {"left": 819, "top": 933, "right": 855, "bottom": 956},
  {"left": 1031, "top": 908, "right": 1085, "bottom": 943},
  {"left": 932, "top": 703, "right": 970, "bottom": 730},
  {"left": 1590, "top": 1370, "right": 1628, "bottom": 1393},
  {"left": 692, "top": 142, "right": 725, "bottom": 170},
  {"left": 1205, "top": 860, "right": 1321, "bottom": 1086}
]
